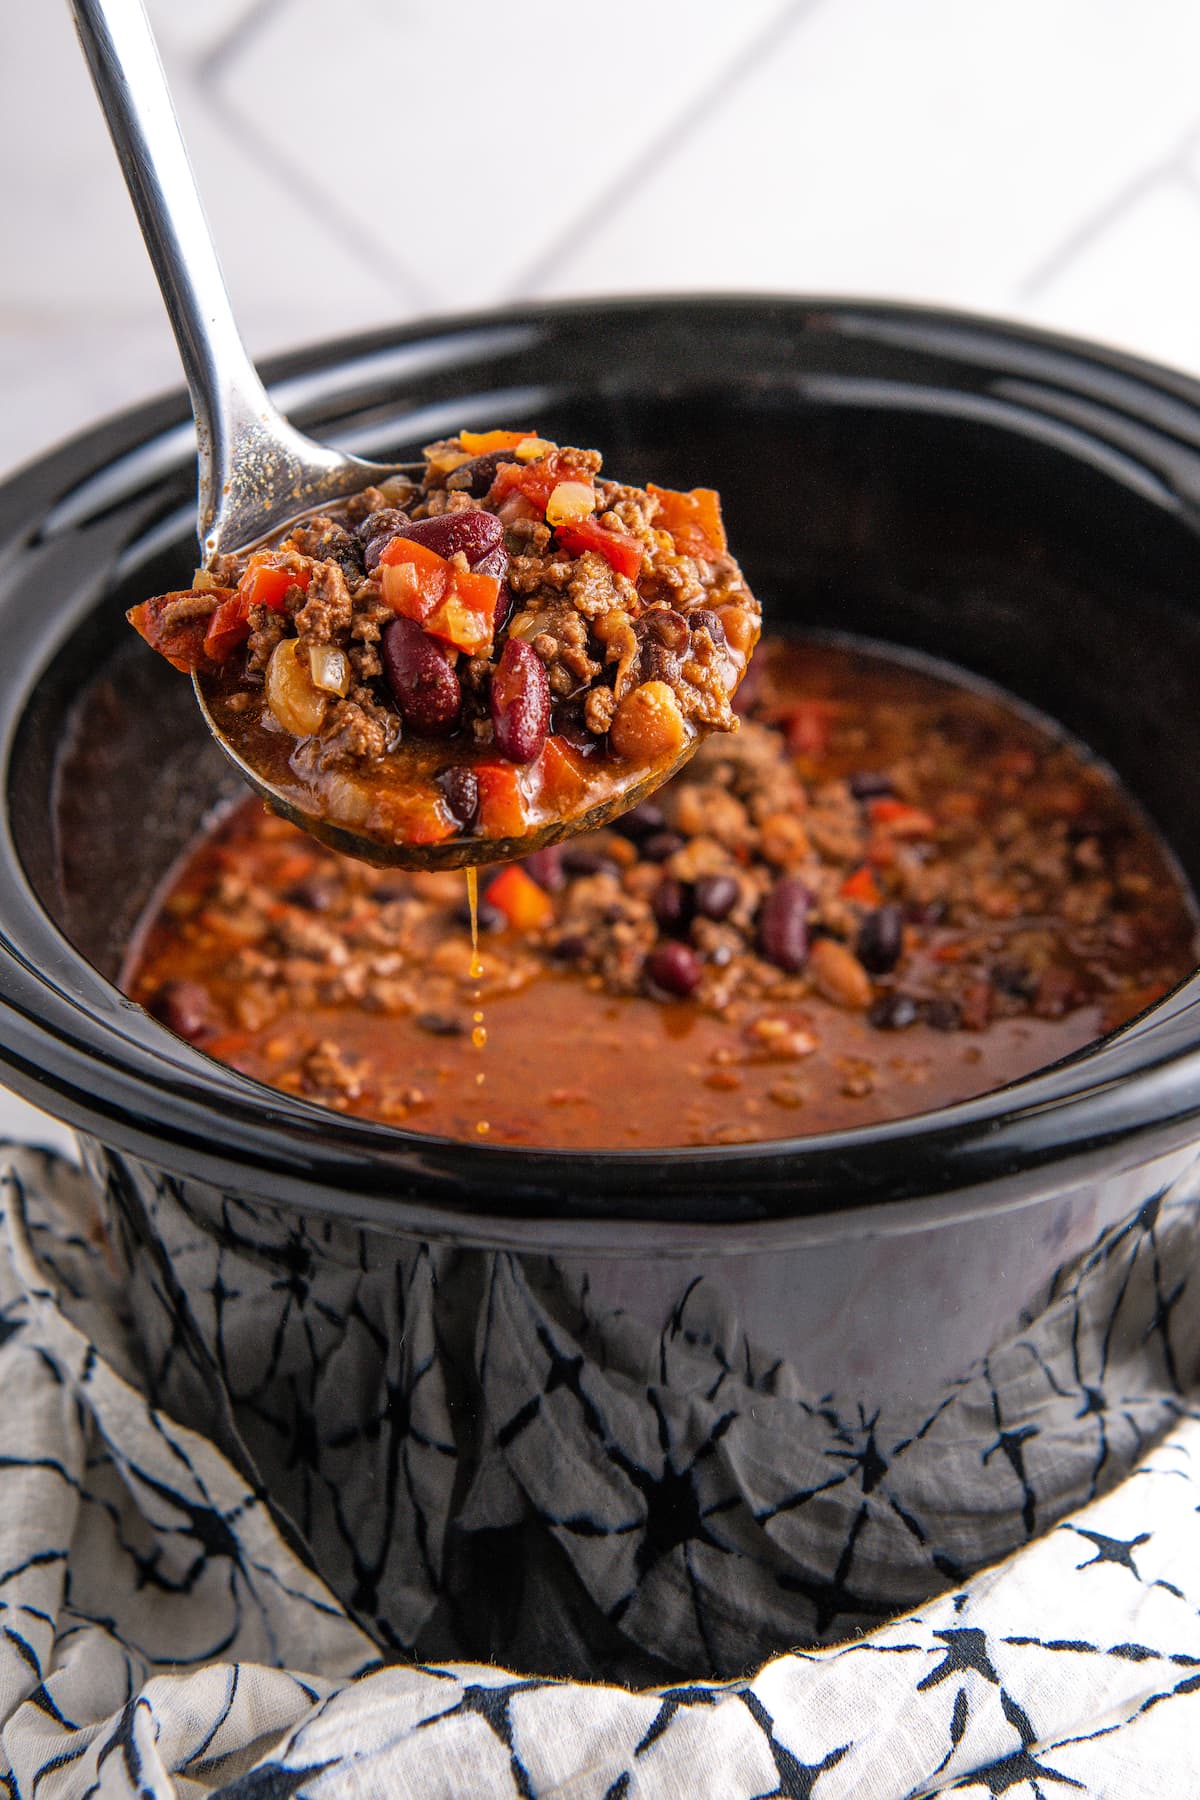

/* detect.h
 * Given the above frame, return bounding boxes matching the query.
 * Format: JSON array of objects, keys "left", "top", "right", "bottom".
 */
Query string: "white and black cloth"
[{"left": 1, "top": 1143, "right": 1198, "bottom": 1798}]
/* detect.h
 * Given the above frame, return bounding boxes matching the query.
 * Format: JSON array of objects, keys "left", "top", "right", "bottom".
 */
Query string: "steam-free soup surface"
[{"left": 124, "top": 639, "right": 1198, "bottom": 1147}]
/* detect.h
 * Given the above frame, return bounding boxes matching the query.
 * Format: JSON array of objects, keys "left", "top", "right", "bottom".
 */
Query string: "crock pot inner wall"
[{"left": 15, "top": 386, "right": 1200, "bottom": 981}]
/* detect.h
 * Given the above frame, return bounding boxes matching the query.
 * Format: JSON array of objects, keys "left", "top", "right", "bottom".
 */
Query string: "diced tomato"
[
  {"left": 536, "top": 735, "right": 589, "bottom": 808},
  {"left": 868, "top": 799, "right": 937, "bottom": 836},
  {"left": 840, "top": 865, "right": 881, "bottom": 905},
  {"left": 237, "top": 557, "right": 311, "bottom": 613},
  {"left": 378, "top": 537, "right": 451, "bottom": 621},
  {"left": 780, "top": 700, "right": 840, "bottom": 758},
  {"left": 459, "top": 428, "right": 535, "bottom": 455},
  {"left": 488, "top": 450, "right": 590, "bottom": 513},
  {"left": 555, "top": 517, "right": 643, "bottom": 582},
  {"left": 647, "top": 484, "right": 727, "bottom": 558},
  {"left": 486, "top": 864, "right": 555, "bottom": 931},
  {"left": 203, "top": 590, "right": 252, "bottom": 662},
  {"left": 126, "top": 590, "right": 236, "bottom": 673},
  {"left": 474, "top": 762, "right": 527, "bottom": 838}
]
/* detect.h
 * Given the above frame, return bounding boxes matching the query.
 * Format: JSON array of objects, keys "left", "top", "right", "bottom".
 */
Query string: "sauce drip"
[{"left": 465, "top": 868, "right": 489, "bottom": 1136}]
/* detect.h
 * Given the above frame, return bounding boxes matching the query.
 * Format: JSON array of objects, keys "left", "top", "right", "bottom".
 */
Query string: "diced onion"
[
  {"left": 515, "top": 436, "right": 554, "bottom": 462},
  {"left": 309, "top": 644, "right": 351, "bottom": 696},
  {"left": 266, "top": 638, "right": 327, "bottom": 736},
  {"left": 322, "top": 771, "right": 372, "bottom": 827},
  {"left": 546, "top": 480, "right": 596, "bottom": 526}
]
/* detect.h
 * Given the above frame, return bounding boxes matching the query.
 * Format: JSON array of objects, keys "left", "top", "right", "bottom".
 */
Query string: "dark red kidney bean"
[
  {"left": 491, "top": 638, "right": 550, "bottom": 763},
  {"left": 646, "top": 941, "right": 702, "bottom": 998},
  {"left": 614, "top": 800, "right": 667, "bottom": 840},
  {"left": 360, "top": 510, "right": 411, "bottom": 572},
  {"left": 923, "top": 997, "right": 962, "bottom": 1031},
  {"left": 641, "top": 831, "right": 686, "bottom": 863},
  {"left": 551, "top": 932, "right": 589, "bottom": 962},
  {"left": 149, "top": 979, "right": 211, "bottom": 1042},
  {"left": 857, "top": 903, "right": 903, "bottom": 974},
  {"left": 990, "top": 960, "right": 1036, "bottom": 999},
  {"left": 470, "top": 543, "right": 513, "bottom": 632},
  {"left": 689, "top": 608, "right": 726, "bottom": 646},
  {"left": 869, "top": 992, "right": 920, "bottom": 1030},
  {"left": 383, "top": 617, "right": 462, "bottom": 735},
  {"left": 758, "top": 879, "right": 811, "bottom": 972},
  {"left": 437, "top": 765, "right": 479, "bottom": 827},
  {"left": 694, "top": 873, "right": 739, "bottom": 922},
  {"left": 849, "top": 770, "right": 895, "bottom": 801},
  {"left": 652, "top": 877, "right": 692, "bottom": 933},
  {"left": 521, "top": 846, "right": 565, "bottom": 892},
  {"left": 390, "top": 510, "right": 503, "bottom": 566},
  {"left": 550, "top": 700, "right": 602, "bottom": 755},
  {"left": 453, "top": 449, "right": 522, "bottom": 498}
]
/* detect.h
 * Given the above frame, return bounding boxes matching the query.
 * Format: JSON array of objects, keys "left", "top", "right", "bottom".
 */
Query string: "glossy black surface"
[{"left": 2, "top": 296, "right": 1200, "bottom": 1243}]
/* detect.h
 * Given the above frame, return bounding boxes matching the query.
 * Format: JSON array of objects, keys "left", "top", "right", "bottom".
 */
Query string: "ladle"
[{"left": 70, "top": 0, "right": 719, "bottom": 868}]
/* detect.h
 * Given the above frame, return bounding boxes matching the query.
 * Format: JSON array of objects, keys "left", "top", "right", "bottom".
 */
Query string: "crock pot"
[{"left": 3, "top": 297, "right": 1200, "bottom": 1683}]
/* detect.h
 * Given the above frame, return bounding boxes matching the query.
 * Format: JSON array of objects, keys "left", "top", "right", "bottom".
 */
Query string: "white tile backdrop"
[{"left": 3, "top": 0, "right": 1200, "bottom": 1146}]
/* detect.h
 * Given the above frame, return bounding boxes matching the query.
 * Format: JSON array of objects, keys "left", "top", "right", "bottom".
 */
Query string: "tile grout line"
[
  {"left": 1017, "top": 113, "right": 1200, "bottom": 302},
  {"left": 505, "top": 0, "right": 832, "bottom": 300}
]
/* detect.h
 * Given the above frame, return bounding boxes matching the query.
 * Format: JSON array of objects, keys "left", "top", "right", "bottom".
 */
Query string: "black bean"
[
  {"left": 437, "top": 766, "right": 480, "bottom": 827},
  {"left": 857, "top": 904, "right": 904, "bottom": 974},
  {"left": 551, "top": 932, "right": 590, "bottom": 962},
  {"left": 652, "top": 877, "right": 693, "bottom": 933},
  {"left": 758, "top": 878, "right": 811, "bottom": 973},
  {"left": 416, "top": 1012, "right": 465, "bottom": 1036},
  {"left": 383, "top": 616, "right": 462, "bottom": 735},
  {"left": 646, "top": 941, "right": 702, "bottom": 998},
  {"left": 694, "top": 873, "right": 739, "bottom": 921},
  {"left": 148, "top": 980, "right": 212, "bottom": 1043},
  {"left": 614, "top": 800, "right": 667, "bottom": 840},
  {"left": 991, "top": 960, "right": 1036, "bottom": 999},
  {"left": 641, "top": 831, "right": 686, "bottom": 863},
  {"left": 284, "top": 880, "right": 332, "bottom": 912},
  {"left": 561, "top": 844, "right": 621, "bottom": 878},
  {"left": 923, "top": 998, "right": 962, "bottom": 1031},
  {"left": 449, "top": 448, "right": 522, "bottom": 498},
  {"left": 521, "top": 846, "right": 565, "bottom": 892},
  {"left": 491, "top": 638, "right": 550, "bottom": 763},
  {"left": 849, "top": 771, "right": 895, "bottom": 801},
  {"left": 869, "top": 993, "right": 920, "bottom": 1030}
]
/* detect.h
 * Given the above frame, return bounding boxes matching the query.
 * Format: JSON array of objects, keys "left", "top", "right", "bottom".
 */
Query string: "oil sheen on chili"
[{"left": 123, "top": 639, "right": 1199, "bottom": 1149}]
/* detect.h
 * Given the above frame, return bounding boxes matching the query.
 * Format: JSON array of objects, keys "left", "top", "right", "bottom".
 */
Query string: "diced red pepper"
[
  {"left": 555, "top": 517, "right": 643, "bottom": 582},
  {"left": 378, "top": 537, "right": 451, "bottom": 621},
  {"left": 126, "top": 590, "right": 236, "bottom": 674},
  {"left": 486, "top": 864, "right": 555, "bottom": 931},
  {"left": 379, "top": 540, "right": 500, "bottom": 653},
  {"left": 868, "top": 799, "right": 937, "bottom": 836},
  {"left": 424, "top": 568, "right": 500, "bottom": 656},
  {"left": 488, "top": 450, "right": 590, "bottom": 514},
  {"left": 203, "top": 590, "right": 253, "bottom": 663},
  {"left": 237, "top": 557, "right": 311, "bottom": 613},
  {"left": 474, "top": 762, "right": 527, "bottom": 838},
  {"left": 647, "top": 484, "right": 727, "bottom": 558},
  {"left": 459, "top": 428, "right": 535, "bottom": 455},
  {"left": 840, "top": 865, "right": 881, "bottom": 905}
]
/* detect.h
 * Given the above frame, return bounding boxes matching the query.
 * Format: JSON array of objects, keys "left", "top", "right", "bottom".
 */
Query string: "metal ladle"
[{"left": 70, "top": 0, "right": 710, "bottom": 868}]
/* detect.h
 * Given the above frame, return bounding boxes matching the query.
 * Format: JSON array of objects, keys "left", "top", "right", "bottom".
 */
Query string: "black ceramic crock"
[{"left": 3, "top": 297, "right": 1200, "bottom": 1683}]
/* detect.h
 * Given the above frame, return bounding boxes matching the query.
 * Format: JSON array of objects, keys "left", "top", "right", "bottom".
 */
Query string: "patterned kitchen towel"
[{"left": 0, "top": 1145, "right": 1197, "bottom": 1799}]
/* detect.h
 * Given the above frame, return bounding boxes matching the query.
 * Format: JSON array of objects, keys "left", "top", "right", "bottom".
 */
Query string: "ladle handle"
[{"left": 68, "top": 0, "right": 346, "bottom": 562}]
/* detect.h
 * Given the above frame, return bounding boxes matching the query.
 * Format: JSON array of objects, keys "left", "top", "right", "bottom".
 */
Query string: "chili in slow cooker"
[{"left": 123, "top": 638, "right": 1198, "bottom": 1148}]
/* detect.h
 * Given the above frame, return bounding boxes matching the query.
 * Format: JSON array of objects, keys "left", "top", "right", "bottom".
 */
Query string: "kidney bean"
[
  {"left": 452, "top": 448, "right": 522, "bottom": 498},
  {"left": 923, "top": 997, "right": 962, "bottom": 1031},
  {"left": 653, "top": 877, "right": 693, "bottom": 933},
  {"left": 991, "top": 960, "right": 1036, "bottom": 999},
  {"left": 383, "top": 617, "right": 462, "bottom": 735},
  {"left": 360, "top": 509, "right": 411, "bottom": 572},
  {"left": 470, "top": 543, "right": 513, "bottom": 630},
  {"left": 391, "top": 510, "right": 504, "bottom": 566},
  {"left": 869, "top": 992, "right": 920, "bottom": 1030},
  {"left": 689, "top": 608, "right": 727, "bottom": 646},
  {"left": 646, "top": 941, "right": 702, "bottom": 998},
  {"left": 641, "top": 830, "right": 686, "bottom": 863},
  {"left": 694, "top": 873, "right": 739, "bottom": 922},
  {"left": 437, "top": 765, "right": 479, "bottom": 827},
  {"left": 491, "top": 638, "right": 550, "bottom": 763},
  {"left": 551, "top": 932, "right": 590, "bottom": 962},
  {"left": 149, "top": 979, "right": 212, "bottom": 1043},
  {"left": 521, "top": 846, "right": 566, "bottom": 892},
  {"left": 857, "top": 903, "right": 903, "bottom": 974},
  {"left": 614, "top": 800, "right": 667, "bottom": 840},
  {"left": 758, "top": 879, "right": 811, "bottom": 973}
]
